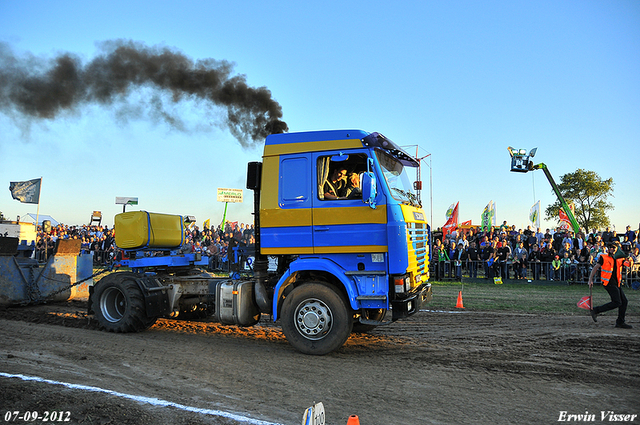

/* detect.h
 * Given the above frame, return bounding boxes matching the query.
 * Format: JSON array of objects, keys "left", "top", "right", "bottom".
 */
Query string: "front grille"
[{"left": 407, "top": 222, "right": 428, "bottom": 276}]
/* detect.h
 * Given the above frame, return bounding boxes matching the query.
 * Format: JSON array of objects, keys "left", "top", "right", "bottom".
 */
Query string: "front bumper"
[{"left": 391, "top": 282, "right": 432, "bottom": 321}]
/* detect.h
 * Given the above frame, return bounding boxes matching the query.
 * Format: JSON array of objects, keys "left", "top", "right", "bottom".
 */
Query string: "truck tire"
[
  {"left": 92, "top": 273, "right": 156, "bottom": 332},
  {"left": 281, "top": 282, "right": 353, "bottom": 355}
]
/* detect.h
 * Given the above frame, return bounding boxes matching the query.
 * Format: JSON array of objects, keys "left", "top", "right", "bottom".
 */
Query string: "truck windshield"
[{"left": 375, "top": 150, "right": 420, "bottom": 207}]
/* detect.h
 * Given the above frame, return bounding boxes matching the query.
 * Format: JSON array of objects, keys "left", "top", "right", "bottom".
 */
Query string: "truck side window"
[{"left": 317, "top": 154, "right": 367, "bottom": 201}]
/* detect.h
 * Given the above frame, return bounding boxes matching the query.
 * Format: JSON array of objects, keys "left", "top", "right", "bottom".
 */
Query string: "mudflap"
[{"left": 136, "top": 275, "right": 172, "bottom": 318}]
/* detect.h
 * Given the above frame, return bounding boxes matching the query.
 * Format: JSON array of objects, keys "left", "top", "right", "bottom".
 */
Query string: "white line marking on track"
[
  {"left": 420, "top": 309, "right": 467, "bottom": 313},
  {"left": 0, "top": 372, "right": 285, "bottom": 425}
]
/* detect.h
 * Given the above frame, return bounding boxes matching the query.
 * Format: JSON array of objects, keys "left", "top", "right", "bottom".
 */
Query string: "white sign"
[
  {"left": 302, "top": 402, "right": 325, "bottom": 425},
  {"left": 116, "top": 197, "right": 139, "bottom": 205},
  {"left": 217, "top": 188, "right": 243, "bottom": 203},
  {"left": 0, "top": 222, "right": 37, "bottom": 244}
]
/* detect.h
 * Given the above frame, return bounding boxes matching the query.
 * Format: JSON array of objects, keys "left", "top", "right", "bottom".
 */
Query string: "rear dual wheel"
[
  {"left": 92, "top": 272, "right": 156, "bottom": 332},
  {"left": 281, "top": 282, "right": 353, "bottom": 355}
]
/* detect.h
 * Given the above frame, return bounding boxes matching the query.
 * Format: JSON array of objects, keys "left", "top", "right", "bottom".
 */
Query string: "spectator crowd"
[
  {"left": 34, "top": 220, "right": 255, "bottom": 272},
  {"left": 434, "top": 222, "right": 640, "bottom": 284},
  {"left": 29, "top": 217, "right": 640, "bottom": 285}
]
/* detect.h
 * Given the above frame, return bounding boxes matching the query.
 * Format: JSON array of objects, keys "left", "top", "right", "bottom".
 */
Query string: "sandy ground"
[{"left": 0, "top": 299, "right": 639, "bottom": 425}]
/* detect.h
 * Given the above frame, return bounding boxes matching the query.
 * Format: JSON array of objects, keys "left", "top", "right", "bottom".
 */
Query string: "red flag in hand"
[{"left": 577, "top": 296, "right": 592, "bottom": 310}]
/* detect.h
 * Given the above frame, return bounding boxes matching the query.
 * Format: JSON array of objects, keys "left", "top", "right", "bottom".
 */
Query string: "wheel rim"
[
  {"left": 294, "top": 298, "right": 333, "bottom": 340},
  {"left": 100, "top": 286, "right": 126, "bottom": 323}
]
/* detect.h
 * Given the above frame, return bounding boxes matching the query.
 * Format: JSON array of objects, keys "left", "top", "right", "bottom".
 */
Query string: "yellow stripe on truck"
[{"left": 263, "top": 139, "right": 364, "bottom": 156}]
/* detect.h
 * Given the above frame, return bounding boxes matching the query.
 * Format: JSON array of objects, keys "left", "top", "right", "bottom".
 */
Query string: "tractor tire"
[
  {"left": 92, "top": 272, "right": 156, "bottom": 332},
  {"left": 281, "top": 282, "right": 353, "bottom": 355},
  {"left": 352, "top": 308, "right": 386, "bottom": 334}
]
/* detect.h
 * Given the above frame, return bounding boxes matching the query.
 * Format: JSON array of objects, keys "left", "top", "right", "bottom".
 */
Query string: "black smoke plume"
[{"left": 0, "top": 40, "right": 288, "bottom": 146}]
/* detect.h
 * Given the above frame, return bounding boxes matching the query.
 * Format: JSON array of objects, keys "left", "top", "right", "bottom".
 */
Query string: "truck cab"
[{"left": 254, "top": 129, "right": 431, "bottom": 353}]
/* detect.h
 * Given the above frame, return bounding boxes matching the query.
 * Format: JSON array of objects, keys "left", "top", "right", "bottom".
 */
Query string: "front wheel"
[
  {"left": 281, "top": 282, "right": 353, "bottom": 355},
  {"left": 92, "top": 272, "right": 156, "bottom": 332}
]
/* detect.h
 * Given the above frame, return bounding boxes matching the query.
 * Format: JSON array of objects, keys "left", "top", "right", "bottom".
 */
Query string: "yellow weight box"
[{"left": 115, "top": 211, "right": 183, "bottom": 249}]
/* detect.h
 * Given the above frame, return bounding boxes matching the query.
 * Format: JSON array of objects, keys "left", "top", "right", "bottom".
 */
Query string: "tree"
[{"left": 544, "top": 169, "right": 614, "bottom": 232}]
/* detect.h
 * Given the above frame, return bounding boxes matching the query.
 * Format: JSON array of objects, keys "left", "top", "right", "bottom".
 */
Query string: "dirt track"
[{"left": 1, "top": 299, "right": 639, "bottom": 425}]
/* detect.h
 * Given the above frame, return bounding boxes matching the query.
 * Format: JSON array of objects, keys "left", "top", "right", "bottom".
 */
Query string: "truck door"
[
  {"left": 312, "top": 152, "right": 387, "bottom": 254},
  {"left": 259, "top": 154, "right": 314, "bottom": 255}
]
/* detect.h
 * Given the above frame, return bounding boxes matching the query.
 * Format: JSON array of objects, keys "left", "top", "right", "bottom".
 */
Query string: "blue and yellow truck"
[{"left": 89, "top": 129, "right": 431, "bottom": 355}]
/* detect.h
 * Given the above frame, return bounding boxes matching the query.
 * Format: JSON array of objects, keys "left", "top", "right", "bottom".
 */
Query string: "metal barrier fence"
[
  {"left": 432, "top": 259, "right": 639, "bottom": 287},
  {"left": 628, "top": 264, "right": 640, "bottom": 290},
  {"left": 35, "top": 246, "right": 115, "bottom": 265}
]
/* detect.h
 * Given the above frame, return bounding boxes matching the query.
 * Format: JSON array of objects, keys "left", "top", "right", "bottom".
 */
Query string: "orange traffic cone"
[
  {"left": 347, "top": 415, "right": 360, "bottom": 425},
  {"left": 455, "top": 290, "right": 464, "bottom": 309}
]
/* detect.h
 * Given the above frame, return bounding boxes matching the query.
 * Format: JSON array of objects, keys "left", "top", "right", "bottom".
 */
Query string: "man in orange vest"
[{"left": 588, "top": 242, "right": 632, "bottom": 328}]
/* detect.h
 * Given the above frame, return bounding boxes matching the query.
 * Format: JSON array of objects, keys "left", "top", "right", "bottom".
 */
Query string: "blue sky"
[{"left": 1, "top": 0, "right": 638, "bottom": 232}]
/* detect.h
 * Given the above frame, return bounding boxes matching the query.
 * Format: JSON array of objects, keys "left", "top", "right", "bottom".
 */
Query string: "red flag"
[
  {"left": 577, "top": 296, "right": 592, "bottom": 310},
  {"left": 558, "top": 203, "right": 575, "bottom": 227},
  {"left": 442, "top": 202, "right": 459, "bottom": 236},
  {"left": 559, "top": 208, "right": 569, "bottom": 223}
]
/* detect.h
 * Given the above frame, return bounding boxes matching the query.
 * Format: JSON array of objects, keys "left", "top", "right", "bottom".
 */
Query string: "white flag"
[
  {"left": 491, "top": 201, "right": 497, "bottom": 227},
  {"left": 529, "top": 201, "right": 540, "bottom": 228}
]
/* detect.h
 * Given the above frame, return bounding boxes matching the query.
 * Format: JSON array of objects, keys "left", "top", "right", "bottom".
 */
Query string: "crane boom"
[{"left": 532, "top": 163, "right": 580, "bottom": 234}]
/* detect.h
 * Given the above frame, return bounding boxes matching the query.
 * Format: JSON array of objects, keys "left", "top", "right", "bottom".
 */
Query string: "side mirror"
[
  {"left": 413, "top": 181, "right": 422, "bottom": 190},
  {"left": 361, "top": 172, "right": 377, "bottom": 209}
]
